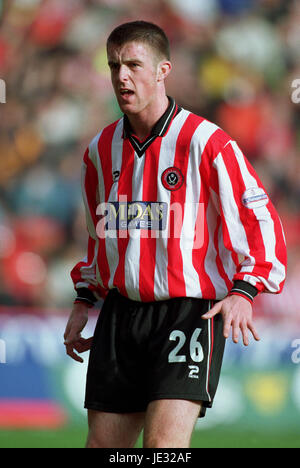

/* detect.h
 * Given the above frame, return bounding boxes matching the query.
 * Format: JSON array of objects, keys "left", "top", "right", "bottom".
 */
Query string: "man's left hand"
[{"left": 202, "top": 295, "right": 260, "bottom": 346}]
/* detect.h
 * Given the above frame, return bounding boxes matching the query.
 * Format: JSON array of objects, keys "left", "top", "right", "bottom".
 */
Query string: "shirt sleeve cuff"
[
  {"left": 229, "top": 280, "right": 259, "bottom": 303},
  {"left": 74, "top": 288, "right": 97, "bottom": 308}
]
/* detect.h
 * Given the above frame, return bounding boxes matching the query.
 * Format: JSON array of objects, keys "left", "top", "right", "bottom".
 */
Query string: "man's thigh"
[
  {"left": 86, "top": 409, "right": 145, "bottom": 448},
  {"left": 143, "top": 399, "right": 201, "bottom": 448}
]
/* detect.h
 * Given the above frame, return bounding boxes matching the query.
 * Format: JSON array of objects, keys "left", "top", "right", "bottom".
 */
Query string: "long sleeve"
[
  {"left": 210, "top": 138, "right": 287, "bottom": 296},
  {"left": 71, "top": 147, "right": 106, "bottom": 303}
]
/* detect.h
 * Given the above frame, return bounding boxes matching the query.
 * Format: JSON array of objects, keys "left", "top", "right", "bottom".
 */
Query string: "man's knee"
[
  {"left": 86, "top": 429, "right": 136, "bottom": 448},
  {"left": 86, "top": 409, "right": 144, "bottom": 448},
  {"left": 86, "top": 431, "right": 120, "bottom": 448},
  {"left": 143, "top": 423, "right": 192, "bottom": 448},
  {"left": 86, "top": 434, "right": 103, "bottom": 449},
  {"left": 143, "top": 399, "right": 201, "bottom": 448},
  {"left": 144, "top": 434, "right": 190, "bottom": 449}
]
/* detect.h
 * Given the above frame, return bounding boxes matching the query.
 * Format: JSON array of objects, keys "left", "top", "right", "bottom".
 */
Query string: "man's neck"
[{"left": 126, "top": 95, "right": 169, "bottom": 141}]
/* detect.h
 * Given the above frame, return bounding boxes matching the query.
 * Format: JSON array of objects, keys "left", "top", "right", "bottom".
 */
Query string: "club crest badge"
[
  {"left": 161, "top": 167, "right": 184, "bottom": 191},
  {"left": 242, "top": 187, "right": 269, "bottom": 209}
]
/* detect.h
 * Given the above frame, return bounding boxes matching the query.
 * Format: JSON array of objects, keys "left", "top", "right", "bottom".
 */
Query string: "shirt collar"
[{"left": 123, "top": 96, "right": 179, "bottom": 140}]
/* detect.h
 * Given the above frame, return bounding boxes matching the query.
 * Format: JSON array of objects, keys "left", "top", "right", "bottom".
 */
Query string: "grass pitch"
[{"left": 0, "top": 425, "right": 299, "bottom": 448}]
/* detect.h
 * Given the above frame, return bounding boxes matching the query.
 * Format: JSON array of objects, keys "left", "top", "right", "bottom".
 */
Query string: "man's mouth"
[{"left": 120, "top": 89, "right": 134, "bottom": 96}]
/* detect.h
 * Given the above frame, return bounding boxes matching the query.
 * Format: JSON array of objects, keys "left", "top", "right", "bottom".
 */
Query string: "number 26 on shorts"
[{"left": 168, "top": 328, "right": 204, "bottom": 363}]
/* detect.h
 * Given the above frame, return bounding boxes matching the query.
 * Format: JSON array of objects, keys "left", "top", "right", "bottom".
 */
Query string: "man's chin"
[
  {"left": 116, "top": 96, "right": 140, "bottom": 114},
  {"left": 118, "top": 103, "right": 139, "bottom": 116}
]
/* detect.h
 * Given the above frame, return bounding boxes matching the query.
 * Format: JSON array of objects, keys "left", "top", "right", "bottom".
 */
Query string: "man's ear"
[{"left": 157, "top": 60, "right": 172, "bottom": 82}]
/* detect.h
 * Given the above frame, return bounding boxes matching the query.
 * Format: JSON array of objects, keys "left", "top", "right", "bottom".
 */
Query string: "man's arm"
[
  {"left": 202, "top": 136, "right": 287, "bottom": 344},
  {"left": 212, "top": 139, "right": 287, "bottom": 297},
  {"left": 70, "top": 146, "right": 105, "bottom": 306},
  {"left": 65, "top": 144, "right": 104, "bottom": 361}
]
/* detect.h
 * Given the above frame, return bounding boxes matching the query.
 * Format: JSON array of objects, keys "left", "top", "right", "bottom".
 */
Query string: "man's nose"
[{"left": 118, "top": 65, "right": 129, "bottom": 82}]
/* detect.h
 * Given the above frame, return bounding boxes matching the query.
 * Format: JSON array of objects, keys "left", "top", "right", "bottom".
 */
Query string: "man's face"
[{"left": 107, "top": 41, "right": 162, "bottom": 116}]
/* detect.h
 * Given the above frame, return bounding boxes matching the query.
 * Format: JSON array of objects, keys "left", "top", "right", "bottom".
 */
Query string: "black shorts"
[{"left": 85, "top": 289, "right": 226, "bottom": 418}]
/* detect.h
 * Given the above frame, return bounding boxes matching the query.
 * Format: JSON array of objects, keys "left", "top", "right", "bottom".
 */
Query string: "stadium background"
[{"left": 0, "top": 0, "right": 300, "bottom": 448}]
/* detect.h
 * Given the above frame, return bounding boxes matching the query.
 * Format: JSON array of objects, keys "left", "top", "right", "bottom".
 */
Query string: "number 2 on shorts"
[{"left": 168, "top": 328, "right": 204, "bottom": 363}]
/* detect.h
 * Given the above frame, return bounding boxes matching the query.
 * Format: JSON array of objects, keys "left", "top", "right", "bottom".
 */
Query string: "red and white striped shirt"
[{"left": 71, "top": 99, "right": 287, "bottom": 303}]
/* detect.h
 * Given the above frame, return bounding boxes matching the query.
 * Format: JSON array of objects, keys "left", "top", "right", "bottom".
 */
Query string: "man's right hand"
[{"left": 63, "top": 303, "right": 92, "bottom": 363}]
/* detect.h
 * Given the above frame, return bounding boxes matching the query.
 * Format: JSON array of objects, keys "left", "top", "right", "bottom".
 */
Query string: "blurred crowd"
[{"left": 0, "top": 0, "right": 299, "bottom": 315}]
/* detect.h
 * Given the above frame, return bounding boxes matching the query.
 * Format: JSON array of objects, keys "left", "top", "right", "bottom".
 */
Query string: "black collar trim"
[{"left": 123, "top": 97, "right": 181, "bottom": 157}]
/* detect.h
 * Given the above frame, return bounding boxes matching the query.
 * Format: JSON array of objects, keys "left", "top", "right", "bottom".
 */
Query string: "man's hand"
[
  {"left": 202, "top": 295, "right": 260, "bottom": 346},
  {"left": 64, "top": 303, "right": 93, "bottom": 363}
]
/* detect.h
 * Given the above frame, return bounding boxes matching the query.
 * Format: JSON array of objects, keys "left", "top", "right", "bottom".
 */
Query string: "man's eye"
[{"left": 109, "top": 64, "right": 119, "bottom": 71}]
